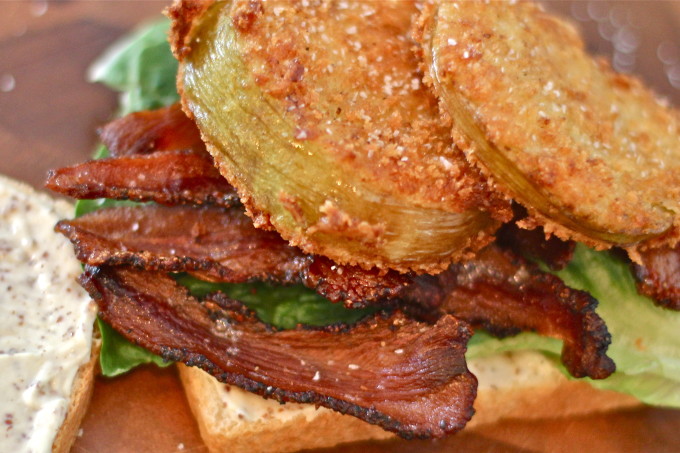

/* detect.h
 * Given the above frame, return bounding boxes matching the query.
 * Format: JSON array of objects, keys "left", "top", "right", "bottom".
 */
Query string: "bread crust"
[
  {"left": 52, "top": 338, "right": 100, "bottom": 453},
  {"left": 178, "top": 351, "right": 639, "bottom": 453}
]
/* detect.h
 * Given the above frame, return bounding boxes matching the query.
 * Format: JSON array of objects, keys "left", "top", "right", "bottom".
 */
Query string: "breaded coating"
[
  {"left": 229, "top": 0, "right": 499, "bottom": 214},
  {"left": 171, "top": 0, "right": 509, "bottom": 272},
  {"left": 416, "top": 0, "right": 680, "bottom": 250}
]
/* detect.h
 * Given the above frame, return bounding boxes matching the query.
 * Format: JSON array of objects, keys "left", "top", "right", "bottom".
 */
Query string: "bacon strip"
[
  {"left": 81, "top": 265, "right": 477, "bottom": 439},
  {"left": 56, "top": 205, "right": 410, "bottom": 305},
  {"left": 497, "top": 221, "right": 575, "bottom": 271},
  {"left": 304, "top": 256, "right": 408, "bottom": 308},
  {"left": 57, "top": 205, "right": 307, "bottom": 281},
  {"left": 633, "top": 245, "right": 680, "bottom": 310},
  {"left": 99, "top": 103, "right": 205, "bottom": 156},
  {"left": 45, "top": 150, "right": 239, "bottom": 207},
  {"left": 402, "top": 245, "right": 615, "bottom": 379}
]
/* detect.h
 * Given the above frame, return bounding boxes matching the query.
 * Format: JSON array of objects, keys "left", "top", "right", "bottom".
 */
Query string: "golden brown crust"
[
  {"left": 416, "top": 0, "right": 680, "bottom": 251},
  {"left": 227, "top": 0, "right": 502, "bottom": 216},
  {"left": 166, "top": 0, "right": 214, "bottom": 60},
  {"left": 52, "top": 338, "right": 100, "bottom": 453},
  {"left": 213, "top": 149, "right": 498, "bottom": 274}
]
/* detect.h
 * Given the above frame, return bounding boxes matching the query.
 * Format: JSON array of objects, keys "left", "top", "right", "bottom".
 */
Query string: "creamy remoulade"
[{"left": 0, "top": 176, "right": 96, "bottom": 453}]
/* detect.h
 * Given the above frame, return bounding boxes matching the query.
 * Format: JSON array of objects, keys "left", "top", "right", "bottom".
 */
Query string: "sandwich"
[{"left": 45, "top": 0, "right": 680, "bottom": 451}]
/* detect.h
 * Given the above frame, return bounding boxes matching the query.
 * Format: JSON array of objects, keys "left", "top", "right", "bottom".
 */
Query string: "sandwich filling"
[{"left": 46, "top": 0, "right": 680, "bottom": 442}]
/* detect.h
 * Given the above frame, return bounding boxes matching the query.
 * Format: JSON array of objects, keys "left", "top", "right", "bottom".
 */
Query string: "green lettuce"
[
  {"left": 97, "top": 318, "right": 171, "bottom": 376},
  {"left": 87, "top": 19, "right": 680, "bottom": 407},
  {"left": 468, "top": 246, "right": 680, "bottom": 408},
  {"left": 554, "top": 246, "right": 680, "bottom": 406},
  {"left": 175, "top": 274, "right": 377, "bottom": 330},
  {"left": 88, "top": 18, "right": 179, "bottom": 115}
]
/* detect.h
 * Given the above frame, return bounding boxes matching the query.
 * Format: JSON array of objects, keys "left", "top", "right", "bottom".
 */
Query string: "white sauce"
[{"left": 0, "top": 176, "right": 96, "bottom": 453}]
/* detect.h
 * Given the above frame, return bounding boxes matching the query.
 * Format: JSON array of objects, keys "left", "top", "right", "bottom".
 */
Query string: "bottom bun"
[{"left": 178, "top": 351, "right": 639, "bottom": 453}]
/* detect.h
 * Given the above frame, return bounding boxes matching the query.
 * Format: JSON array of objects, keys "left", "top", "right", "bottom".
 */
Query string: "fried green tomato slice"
[
  {"left": 170, "top": 0, "right": 509, "bottom": 273},
  {"left": 416, "top": 0, "right": 680, "bottom": 250}
]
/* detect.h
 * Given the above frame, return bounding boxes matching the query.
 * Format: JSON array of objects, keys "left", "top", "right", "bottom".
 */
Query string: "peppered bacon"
[
  {"left": 99, "top": 103, "right": 205, "bottom": 156},
  {"left": 402, "top": 245, "right": 615, "bottom": 379},
  {"left": 56, "top": 204, "right": 410, "bottom": 305},
  {"left": 633, "top": 244, "right": 680, "bottom": 310},
  {"left": 81, "top": 265, "right": 477, "bottom": 439},
  {"left": 45, "top": 150, "right": 239, "bottom": 207}
]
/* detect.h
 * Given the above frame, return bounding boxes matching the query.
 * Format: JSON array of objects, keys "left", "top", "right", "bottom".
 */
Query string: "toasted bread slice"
[
  {"left": 178, "top": 351, "right": 638, "bottom": 453},
  {"left": 415, "top": 0, "right": 680, "bottom": 251}
]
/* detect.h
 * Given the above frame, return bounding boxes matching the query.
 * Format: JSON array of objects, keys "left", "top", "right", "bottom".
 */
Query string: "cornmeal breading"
[
  {"left": 172, "top": 0, "right": 509, "bottom": 272},
  {"left": 416, "top": 0, "right": 680, "bottom": 250},
  {"left": 229, "top": 0, "right": 495, "bottom": 213}
]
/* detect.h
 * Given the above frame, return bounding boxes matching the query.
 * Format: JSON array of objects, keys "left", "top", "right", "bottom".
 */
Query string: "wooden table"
[{"left": 1, "top": 2, "right": 679, "bottom": 452}]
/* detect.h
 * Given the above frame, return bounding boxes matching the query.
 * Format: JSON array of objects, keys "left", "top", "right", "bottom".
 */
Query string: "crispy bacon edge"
[
  {"left": 402, "top": 245, "right": 615, "bottom": 379},
  {"left": 632, "top": 245, "right": 680, "bottom": 310},
  {"left": 98, "top": 103, "right": 206, "bottom": 156},
  {"left": 81, "top": 265, "right": 477, "bottom": 439},
  {"left": 46, "top": 150, "right": 239, "bottom": 207},
  {"left": 56, "top": 203, "right": 615, "bottom": 378}
]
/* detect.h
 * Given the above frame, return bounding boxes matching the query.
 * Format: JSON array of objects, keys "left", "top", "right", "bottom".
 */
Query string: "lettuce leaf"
[
  {"left": 88, "top": 18, "right": 179, "bottom": 115},
  {"left": 553, "top": 245, "right": 680, "bottom": 407},
  {"left": 97, "top": 318, "right": 171, "bottom": 376},
  {"left": 175, "top": 274, "right": 377, "bottom": 329}
]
